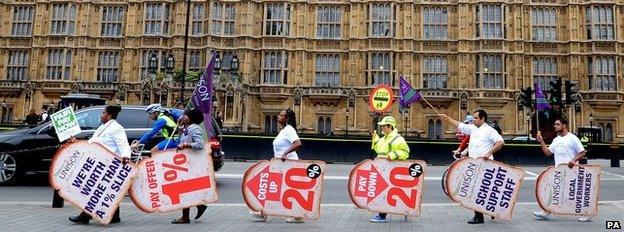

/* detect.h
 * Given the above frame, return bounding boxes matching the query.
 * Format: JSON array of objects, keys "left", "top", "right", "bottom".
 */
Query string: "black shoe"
[
  {"left": 467, "top": 216, "right": 484, "bottom": 224},
  {"left": 195, "top": 205, "right": 207, "bottom": 220},
  {"left": 69, "top": 215, "right": 90, "bottom": 224},
  {"left": 110, "top": 217, "right": 121, "bottom": 223},
  {"left": 491, "top": 216, "right": 495, "bottom": 220}
]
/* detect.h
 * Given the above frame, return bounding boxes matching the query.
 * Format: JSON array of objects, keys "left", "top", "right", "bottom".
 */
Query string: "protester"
[
  {"left": 25, "top": 109, "right": 40, "bottom": 127},
  {"left": 251, "top": 108, "right": 303, "bottom": 223},
  {"left": 215, "top": 111, "right": 224, "bottom": 130},
  {"left": 452, "top": 115, "right": 474, "bottom": 159},
  {"left": 440, "top": 110, "right": 504, "bottom": 224},
  {"left": 171, "top": 109, "right": 209, "bottom": 224},
  {"left": 369, "top": 115, "right": 410, "bottom": 223},
  {"left": 533, "top": 117, "right": 590, "bottom": 222},
  {"left": 131, "top": 104, "right": 183, "bottom": 153},
  {"left": 68, "top": 105, "right": 131, "bottom": 224},
  {"left": 40, "top": 106, "right": 50, "bottom": 122}
]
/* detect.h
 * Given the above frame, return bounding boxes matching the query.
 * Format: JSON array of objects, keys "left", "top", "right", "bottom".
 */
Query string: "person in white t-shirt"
[
  {"left": 68, "top": 105, "right": 130, "bottom": 225},
  {"left": 533, "top": 117, "right": 590, "bottom": 222},
  {"left": 273, "top": 108, "right": 302, "bottom": 160},
  {"left": 252, "top": 108, "right": 303, "bottom": 223},
  {"left": 440, "top": 109, "right": 505, "bottom": 224}
]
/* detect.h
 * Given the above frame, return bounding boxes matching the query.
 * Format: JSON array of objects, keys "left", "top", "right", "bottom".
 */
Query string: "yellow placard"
[{"left": 369, "top": 85, "right": 394, "bottom": 113}]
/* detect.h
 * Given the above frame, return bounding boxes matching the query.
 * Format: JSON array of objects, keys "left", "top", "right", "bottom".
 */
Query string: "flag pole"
[
  {"left": 420, "top": 96, "right": 442, "bottom": 116},
  {"left": 536, "top": 109, "right": 540, "bottom": 137}
]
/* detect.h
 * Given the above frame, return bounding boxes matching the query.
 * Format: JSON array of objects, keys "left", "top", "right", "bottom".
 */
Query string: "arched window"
[
  {"left": 428, "top": 119, "right": 443, "bottom": 138},
  {"left": 264, "top": 115, "right": 279, "bottom": 133},
  {"left": 428, "top": 119, "right": 435, "bottom": 138},
  {"left": 264, "top": 115, "right": 271, "bottom": 133},
  {"left": 318, "top": 116, "right": 333, "bottom": 135},
  {"left": 605, "top": 123, "right": 613, "bottom": 142},
  {"left": 435, "top": 119, "right": 443, "bottom": 139}
]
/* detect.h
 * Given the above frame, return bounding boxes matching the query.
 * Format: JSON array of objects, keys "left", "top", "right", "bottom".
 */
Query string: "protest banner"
[
  {"left": 50, "top": 141, "right": 138, "bottom": 224},
  {"left": 50, "top": 107, "right": 81, "bottom": 142},
  {"left": 536, "top": 164, "right": 602, "bottom": 216},
  {"left": 443, "top": 157, "right": 525, "bottom": 221},
  {"left": 129, "top": 145, "right": 218, "bottom": 213},
  {"left": 348, "top": 158, "right": 426, "bottom": 216},
  {"left": 242, "top": 158, "right": 325, "bottom": 219}
]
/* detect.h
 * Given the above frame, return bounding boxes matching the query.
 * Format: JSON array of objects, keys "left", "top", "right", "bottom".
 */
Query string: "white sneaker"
[
  {"left": 286, "top": 217, "right": 304, "bottom": 223},
  {"left": 250, "top": 211, "right": 267, "bottom": 222},
  {"left": 533, "top": 210, "right": 551, "bottom": 220},
  {"left": 578, "top": 216, "right": 591, "bottom": 222}
]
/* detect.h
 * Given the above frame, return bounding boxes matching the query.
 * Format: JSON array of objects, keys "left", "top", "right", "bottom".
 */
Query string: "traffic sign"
[{"left": 369, "top": 85, "right": 394, "bottom": 113}]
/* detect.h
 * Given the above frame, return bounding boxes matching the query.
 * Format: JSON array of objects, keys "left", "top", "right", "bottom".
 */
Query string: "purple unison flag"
[
  {"left": 399, "top": 76, "right": 422, "bottom": 108},
  {"left": 534, "top": 82, "right": 551, "bottom": 110},
  {"left": 191, "top": 53, "right": 217, "bottom": 137}
]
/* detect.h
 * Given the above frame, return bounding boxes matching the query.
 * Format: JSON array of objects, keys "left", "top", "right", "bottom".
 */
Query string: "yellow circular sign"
[{"left": 369, "top": 85, "right": 394, "bottom": 113}]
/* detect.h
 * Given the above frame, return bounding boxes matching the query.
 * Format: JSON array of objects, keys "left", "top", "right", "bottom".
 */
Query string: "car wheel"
[{"left": 0, "top": 151, "right": 20, "bottom": 186}]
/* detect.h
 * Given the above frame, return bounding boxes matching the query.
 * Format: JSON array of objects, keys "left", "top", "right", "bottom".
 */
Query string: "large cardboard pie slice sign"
[
  {"left": 348, "top": 158, "right": 427, "bottom": 216},
  {"left": 536, "top": 164, "right": 601, "bottom": 216},
  {"left": 129, "top": 145, "right": 217, "bottom": 213},
  {"left": 444, "top": 157, "right": 525, "bottom": 221},
  {"left": 242, "top": 158, "right": 325, "bottom": 219},
  {"left": 50, "top": 141, "right": 138, "bottom": 225}
]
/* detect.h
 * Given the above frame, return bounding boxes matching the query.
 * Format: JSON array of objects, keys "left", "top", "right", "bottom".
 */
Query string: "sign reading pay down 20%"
[{"left": 348, "top": 158, "right": 427, "bottom": 216}]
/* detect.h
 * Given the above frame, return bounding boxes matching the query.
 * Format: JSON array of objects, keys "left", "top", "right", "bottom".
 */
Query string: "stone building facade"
[{"left": 0, "top": 0, "right": 623, "bottom": 141}]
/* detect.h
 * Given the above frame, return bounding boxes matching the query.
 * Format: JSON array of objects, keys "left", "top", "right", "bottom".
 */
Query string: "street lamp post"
[
  {"left": 180, "top": 0, "right": 192, "bottom": 106},
  {"left": 166, "top": 54, "right": 175, "bottom": 81},
  {"left": 148, "top": 54, "right": 158, "bottom": 81},
  {"left": 589, "top": 113, "right": 594, "bottom": 143}
]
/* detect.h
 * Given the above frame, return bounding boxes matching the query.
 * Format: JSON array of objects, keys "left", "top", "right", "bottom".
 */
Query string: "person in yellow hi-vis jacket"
[{"left": 370, "top": 116, "right": 410, "bottom": 223}]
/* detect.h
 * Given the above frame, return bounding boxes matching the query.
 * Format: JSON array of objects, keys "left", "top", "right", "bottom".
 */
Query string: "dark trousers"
[
  {"left": 79, "top": 208, "right": 120, "bottom": 220},
  {"left": 379, "top": 213, "right": 387, "bottom": 218},
  {"left": 474, "top": 211, "right": 483, "bottom": 219}
]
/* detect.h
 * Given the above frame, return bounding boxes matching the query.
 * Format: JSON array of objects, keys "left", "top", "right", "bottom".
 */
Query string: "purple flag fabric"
[
  {"left": 191, "top": 53, "right": 217, "bottom": 137},
  {"left": 399, "top": 76, "right": 422, "bottom": 108},
  {"left": 535, "top": 82, "right": 551, "bottom": 110}
]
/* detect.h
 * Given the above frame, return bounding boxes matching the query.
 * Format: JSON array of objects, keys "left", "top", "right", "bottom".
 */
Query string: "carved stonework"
[
  {"left": 70, "top": 82, "right": 82, "bottom": 94},
  {"left": 583, "top": 92, "right": 623, "bottom": 111},
  {"left": 116, "top": 84, "right": 128, "bottom": 101}
]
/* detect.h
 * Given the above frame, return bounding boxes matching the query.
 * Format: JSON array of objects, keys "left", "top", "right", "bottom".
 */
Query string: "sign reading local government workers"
[{"left": 51, "top": 107, "right": 82, "bottom": 142}]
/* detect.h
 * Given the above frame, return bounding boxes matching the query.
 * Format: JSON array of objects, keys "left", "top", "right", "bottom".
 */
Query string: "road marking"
[
  {"left": 524, "top": 171, "right": 539, "bottom": 177},
  {"left": 602, "top": 171, "right": 624, "bottom": 180},
  {"left": 216, "top": 173, "right": 624, "bottom": 181}
]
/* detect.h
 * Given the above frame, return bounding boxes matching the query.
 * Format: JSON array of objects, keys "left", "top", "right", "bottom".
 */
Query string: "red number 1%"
[{"left": 162, "top": 154, "right": 188, "bottom": 181}]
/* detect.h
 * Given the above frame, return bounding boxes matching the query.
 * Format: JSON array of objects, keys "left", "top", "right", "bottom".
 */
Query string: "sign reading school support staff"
[
  {"left": 348, "top": 158, "right": 426, "bottom": 216},
  {"left": 50, "top": 141, "right": 138, "bottom": 225},
  {"left": 129, "top": 145, "right": 218, "bottom": 213},
  {"left": 443, "top": 157, "right": 525, "bottom": 221},
  {"left": 50, "top": 107, "right": 81, "bottom": 142},
  {"left": 536, "top": 164, "right": 601, "bottom": 216},
  {"left": 369, "top": 85, "right": 394, "bottom": 113},
  {"left": 243, "top": 159, "right": 325, "bottom": 219}
]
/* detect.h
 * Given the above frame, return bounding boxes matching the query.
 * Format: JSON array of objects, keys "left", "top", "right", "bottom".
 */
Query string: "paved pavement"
[
  {"left": 1, "top": 201, "right": 622, "bottom": 232},
  {"left": 1, "top": 159, "right": 622, "bottom": 231}
]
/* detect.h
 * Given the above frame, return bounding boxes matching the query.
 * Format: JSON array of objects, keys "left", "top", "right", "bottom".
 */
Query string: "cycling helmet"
[{"left": 146, "top": 104, "right": 164, "bottom": 114}]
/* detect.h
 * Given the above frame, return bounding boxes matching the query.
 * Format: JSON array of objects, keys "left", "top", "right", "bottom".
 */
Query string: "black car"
[{"left": 0, "top": 105, "right": 225, "bottom": 185}]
